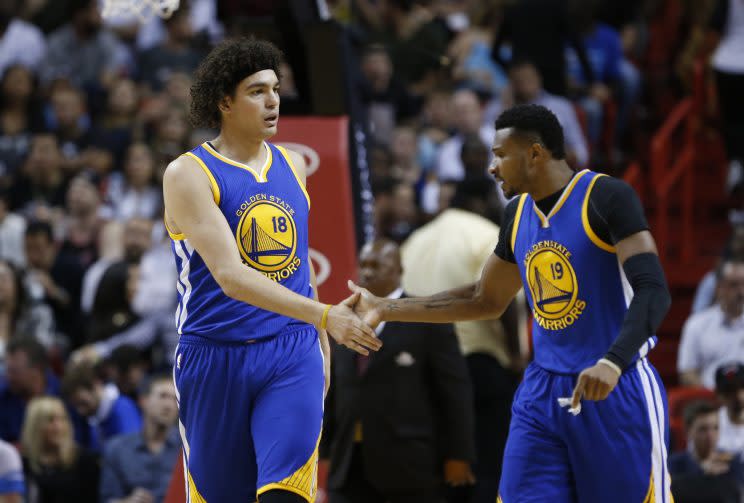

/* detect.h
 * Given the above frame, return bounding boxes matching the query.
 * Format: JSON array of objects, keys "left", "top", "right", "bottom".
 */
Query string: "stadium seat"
[{"left": 666, "top": 386, "right": 718, "bottom": 451}]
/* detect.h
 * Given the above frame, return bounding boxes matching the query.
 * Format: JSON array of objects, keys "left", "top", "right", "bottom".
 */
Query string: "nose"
[
  {"left": 488, "top": 160, "right": 500, "bottom": 178},
  {"left": 266, "top": 90, "right": 279, "bottom": 109}
]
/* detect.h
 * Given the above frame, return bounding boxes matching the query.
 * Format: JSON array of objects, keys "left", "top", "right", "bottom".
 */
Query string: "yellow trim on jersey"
[
  {"left": 531, "top": 169, "right": 589, "bottom": 227},
  {"left": 183, "top": 152, "right": 221, "bottom": 205},
  {"left": 276, "top": 145, "right": 311, "bottom": 208},
  {"left": 256, "top": 432, "right": 321, "bottom": 503},
  {"left": 510, "top": 194, "right": 528, "bottom": 254},
  {"left": 643, "top": 473, "right": 654, "bottom": 503},
  {"left": 497, "top": 496, "right": 504, "bottom": 503},
  {"left": 201, "top": 141, "right": 272, "bottom": 182},
  {"left": 581, "top": 173, "right": 616, "bottom": 253},
  {"left": 164, "top": 214, "right": 185, "bottom": 241},
  {"left": 186, "top": 468, "right": 208, "bottom": 503}
]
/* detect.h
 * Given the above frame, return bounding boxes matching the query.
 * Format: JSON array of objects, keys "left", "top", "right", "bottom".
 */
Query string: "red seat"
[{"left": 667, "top": 386, "right": 718, "bottom": 451}]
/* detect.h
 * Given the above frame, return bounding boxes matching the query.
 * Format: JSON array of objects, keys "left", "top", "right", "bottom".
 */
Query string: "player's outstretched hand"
[
  {"left": 347, "top": 280, "right": 384, "bottom": 329},
  {"left": 325, "top": 291, "right": 382, "bottom": 355},
  {"left": 570, "top": 361, "right": 621, "bottom": 409}
]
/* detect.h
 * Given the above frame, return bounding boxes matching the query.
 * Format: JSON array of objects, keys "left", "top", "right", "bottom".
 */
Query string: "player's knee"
[{"left": 259, "top": 489, "right": 307, "bottom": 503}]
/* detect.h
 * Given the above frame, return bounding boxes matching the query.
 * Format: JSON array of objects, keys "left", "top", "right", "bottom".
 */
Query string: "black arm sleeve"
[
  {"left": 493, "top": 197, "right": 520, "bottom": 263},
  {"left": 605, "top": 253, "right": 671, "bottom": 370},
  {"left": 588, "top": 177, "right": 669, "bottom": 369}
]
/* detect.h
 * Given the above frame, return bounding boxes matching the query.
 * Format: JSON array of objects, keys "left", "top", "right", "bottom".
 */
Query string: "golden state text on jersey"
[
  {"left": 510, "top": 170, "right": 656, "bottom": 373},
  {"left": 166, "top": 141, "right": 313, "bottom": 342}
]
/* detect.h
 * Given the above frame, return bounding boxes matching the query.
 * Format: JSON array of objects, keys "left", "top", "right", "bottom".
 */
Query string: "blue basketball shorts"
[
  {"left": 498, "top": 358, "right": 672, "bottom": 503},
  {"left": 173, "top": 326, "right": 325, "bottom": 502}
]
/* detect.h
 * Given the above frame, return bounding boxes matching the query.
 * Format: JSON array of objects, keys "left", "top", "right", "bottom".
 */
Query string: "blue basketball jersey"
[
  {"left": 510, "top": 170, "right": 656, "bottom": 374},
  {"left": 167, "top": 141, "right": 313, "bottom": 342}
]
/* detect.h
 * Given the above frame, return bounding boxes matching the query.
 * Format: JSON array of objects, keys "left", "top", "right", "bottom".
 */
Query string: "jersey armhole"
[
  {"left": 510, "top": 194, "right": 528, "bottom": 255},
  {"left": 276, "top": 145, "right": 311, "bottom": 209},
  {"left": 163, "top": 213, "right": 185, "bottom": 241},
  {"left": 581, "top": 174, "right": 616, "bottom": 253},
  {"left": 183, "top": 152, "right": 221, "bottom": 206}
]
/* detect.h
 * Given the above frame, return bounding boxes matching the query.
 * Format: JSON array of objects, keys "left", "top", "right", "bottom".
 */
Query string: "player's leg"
[
  {"left": 563, "top": 358, "right": 672, "bottom": 503},
  {"left": 498, "top": 364, "right": 576, "bottom": 503},
  {"left": 253, "top": 327, "right": 325, "bottom": 503},
  {"left": 173, "top": 338, "right": 259, "bottom": 501}
]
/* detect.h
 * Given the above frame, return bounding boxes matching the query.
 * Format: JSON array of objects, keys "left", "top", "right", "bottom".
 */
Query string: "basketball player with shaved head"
[{"left": 162, "top": 38, "right": 381, "bottom": 503}]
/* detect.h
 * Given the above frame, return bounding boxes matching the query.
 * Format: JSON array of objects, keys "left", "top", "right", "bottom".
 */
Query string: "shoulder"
[
  {"left": 112, "top": 396, "right": 141, "bottom": 417},
  {"left": 162, "top": 154, "right": 214, "bottom": 196},
  {"left": 590, "top": 174, "right": 639, "bottom": 201},
  {"left": 103, "top": 432, "right": 138, "bottom": 455},
  {"left": 0, "top": 440, "right": 21, "bottom": 473},
  {"left": 502, "top": 195, "right": 523, "bottom": 223},
  {"left": 683, "top": 306, "right": 721, "bottom": 333}
]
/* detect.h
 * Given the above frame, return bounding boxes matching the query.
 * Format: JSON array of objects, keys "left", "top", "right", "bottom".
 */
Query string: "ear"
[{"left": 218, "top": 95, "right": 232, "bottom": 115}]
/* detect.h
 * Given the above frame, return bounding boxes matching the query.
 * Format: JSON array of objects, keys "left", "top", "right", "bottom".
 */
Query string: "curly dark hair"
[
  {"left": 190, "top": 38, "right": 283, "bottom": 129},
  {"left": 494, "top": 104, "right": 566, "bottom": 160}
]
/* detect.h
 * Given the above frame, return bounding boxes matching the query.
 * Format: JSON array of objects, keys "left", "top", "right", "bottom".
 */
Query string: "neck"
[
  {"left": 529, "top": 161, "right": 575, "bottom": 201},
  {"left": 143, "top": 419, "right": 169, "bottom": 447},
  {"left": 212, "top": 129, "right": 266, "bottom": 165},
  {"left": 27, "top": 372, "right": 46, "bottom": 398},
  {"left": 723, "top": 305, "right": 743, "bottom": 322}
]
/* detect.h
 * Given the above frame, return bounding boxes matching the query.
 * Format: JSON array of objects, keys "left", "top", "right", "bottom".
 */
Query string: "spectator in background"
[
  {"left": 566, "top": 0, "right": 639, "bottom": 158},
  {"left": 86, "top": 261, "right": 139, "bottom": 345},
  {"left": 669, "top": 400, "right": 743, "bottom": 503},
  {"left": 709, "top": 0, "right": 744, "bottom": 193},
  {"left": 137, "top": 5, "right": 202, "bottom": 92},
  {"left": 0, "top": 338, "right": 60, "bottom": 444},
  {"left": 359, "top": 44, "right": 419, "bottom": 145},
  {"left": 678, "top": 261, "right": 744, "bottom": 389},
  {"left": 24, "top": 221, "right": 84, "bottom": 348},
  {"left": 401, "top": 179, "right": 525, "bottom": 502},
  {"left": 89, "top": 78, "right": 139, "bottom": 169},
  {"left": 46, "top": 85, "right": 91, "bottom": 170},
  {"left": 484, "top": 60, "right": 589, "bottom": 168},
  {"left": 436, "top": 88, "right": 494, "bottom": 181},
  {"left": 129, "top": 225, "right": 178, "bottom": 317},
  {"left": 99, "top": 346, "right": 149, "bottom": 400},
  {"left": 0, "top": 0, "right": 46, "bottom": 76},
  {"left": 693, "top": 224, "right": 744, "bottom": 313},
  {"left": 104, "top": 143, "right": 161, "bottom": 221},
  {"left": 40, "top": 0, "right": 125, "bottom": 89},
  {"left": 0, "top": 438, "right": 24, "bottom": 503},
  {"left": 20, "top": 396, "right": 99, "bottom": 503},
  {"left": 491, "top": 0, "right": 595, "bottom": 96},
  {"left": 362, "top": 0, "right": 451, "bottom": 94},
  {"left": 9, "top": 134, "right": 68, "bottom": 217},
  {"left": 324, "top": 239, "right": 475, "bottom": 503},
  {"left": 372, "top": 177, "right": 418, "bottom": 243},
  {"left": 79, "top": 220, "right": 124, "bottom": 317},
  {"left": 100, "top": 374, "right": 180, "bottom": 503},
  {"left": 417, "top": 88, "right": 453, "bottom": 174},
  {"left": 0, "top": 260, "right": 56, "bottom": 358},
  {"left": 0, "top": 189, "right": 25, "bottom": 267},
  {"left": 150, "top": 105, "right": 189, "bottom": 160},
  {"left": 0, "top": 65, "right": 43, "bottom": 183},
  {"left": 59, "top": 174, "right": 102, "bottom": 270},
  {"left": 61, "top": 362, "right": 141, "bottom": 453},
  {"left": 715, "top": 363, "right": 744, "bottom": 456}
]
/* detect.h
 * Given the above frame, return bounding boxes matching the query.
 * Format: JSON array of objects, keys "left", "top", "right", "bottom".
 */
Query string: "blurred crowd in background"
[{"left": 0, "top": 0, "right": 741, "bottom": 502}]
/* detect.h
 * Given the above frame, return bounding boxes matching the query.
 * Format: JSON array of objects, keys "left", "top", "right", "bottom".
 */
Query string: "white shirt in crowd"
[
  {"left": 0, "top": 19, "right": 46, "bottom": 75},
  {"left": 677, "top": 305, "right": 744, "bottom": 389},
  {"left": 718, "top": 406, "right": 744, "bottom": 455}
]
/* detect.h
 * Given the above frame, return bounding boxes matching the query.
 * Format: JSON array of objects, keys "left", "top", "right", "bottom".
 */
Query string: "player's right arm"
[
  {"left": 349, "top": 253, "right": 523, "bottom": 328},
  {"left": 162, "top": 156, "right": 381, "bottom": 355}
]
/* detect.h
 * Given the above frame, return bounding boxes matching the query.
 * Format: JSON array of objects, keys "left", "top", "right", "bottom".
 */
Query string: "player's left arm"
[
  {"left": 287, "top": 148, "right": 332, "bottom": 395},
  {"left": 572, "top": 177, "right": 671, "bottom": 406}
]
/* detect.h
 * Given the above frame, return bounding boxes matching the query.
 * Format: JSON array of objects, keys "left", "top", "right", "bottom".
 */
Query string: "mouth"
[{"left": 264, "top": 114, "right": 278, "bottom": 126}]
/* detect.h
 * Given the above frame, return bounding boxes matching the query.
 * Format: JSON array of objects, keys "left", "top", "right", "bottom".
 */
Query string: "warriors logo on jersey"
[
  {"left": 524, "top": 240, "right": 586, "bottom": 331},
  {"left": 235, "top": 193, "right": 302, "bottom": 282}
]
